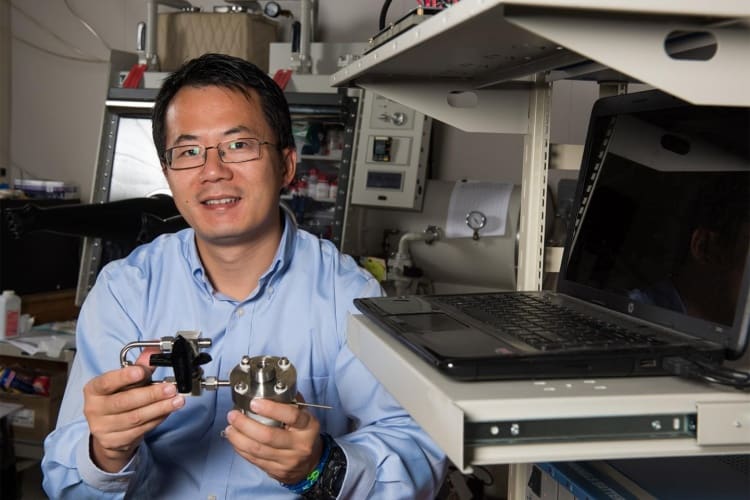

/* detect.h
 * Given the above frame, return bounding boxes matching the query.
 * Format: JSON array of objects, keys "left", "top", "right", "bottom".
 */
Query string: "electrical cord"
[
  {"left": 663, "top": 355, "right": 750, "bottom": 390},
  {"left": 378, "top": 0, "right": 393, "bottom": 30}
]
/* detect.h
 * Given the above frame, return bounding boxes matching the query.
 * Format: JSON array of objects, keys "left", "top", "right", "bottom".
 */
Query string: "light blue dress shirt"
[{"left": 42, "top": 214, "right": 446, "bottom": 499}]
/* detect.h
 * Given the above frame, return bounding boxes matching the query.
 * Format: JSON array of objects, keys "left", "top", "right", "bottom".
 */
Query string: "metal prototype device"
[{"left": 120, "top": 331, "right": 329, "bottom": 426}]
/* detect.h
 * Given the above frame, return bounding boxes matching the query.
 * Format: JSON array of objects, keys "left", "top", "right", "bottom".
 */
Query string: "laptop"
[{"left": 354, "top": 89, "right": 750, "bottom": 381}]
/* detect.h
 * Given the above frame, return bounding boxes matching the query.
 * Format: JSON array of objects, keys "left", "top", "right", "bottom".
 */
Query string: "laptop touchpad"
[
  {"left": 391, "top": 313, "right": 511, "bottom": 357},
  {"left": 390, "top": 313, "right": 468, "bottom": 332}
]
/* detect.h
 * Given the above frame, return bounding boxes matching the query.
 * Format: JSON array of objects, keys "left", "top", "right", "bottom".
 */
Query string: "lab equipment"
[
  {"left": 156, "top": 8, "right": 278, "bottom": 72},
  {"left": 75, "top": 90, "right": 176, "bottom": 305},
  {"left": 352, "top": 180, "right": 522, "bottom": 294},
  {"left": 350, "top": 92, "right": 432, "bottom": 210},
  {"left": 120, "top": 333, "right": 330, "bottom": 427}
]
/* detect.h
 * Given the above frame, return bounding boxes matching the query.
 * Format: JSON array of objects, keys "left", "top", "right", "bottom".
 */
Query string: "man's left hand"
[{"left": 224, "top": 397, "right": 323, "bottom": 484}]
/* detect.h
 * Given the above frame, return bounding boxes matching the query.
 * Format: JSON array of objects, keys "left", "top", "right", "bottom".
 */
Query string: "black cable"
[
  {"left": 664, "top": 356, "right": 750, "bottom": 390},
  {"left": 379, "top": 0, "right": 393, "bottom": 30}
]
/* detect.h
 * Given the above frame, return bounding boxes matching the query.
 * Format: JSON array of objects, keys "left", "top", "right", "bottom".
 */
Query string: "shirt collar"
[{"left": 183, "top": 207, "right": 298, "bottom": 300}]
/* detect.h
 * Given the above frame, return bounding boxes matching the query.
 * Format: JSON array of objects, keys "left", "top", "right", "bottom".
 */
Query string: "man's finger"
[
  {"left": 249, "top": 398, "right": 309, "bottom": 429},
  {"left": 134, "top": 347, "right": 161, "bottom": 375},
  {"left": 87, "top": 365, "right": 151, "bottom": 396},
  {"left": 103, "top": 383, "right": 183, "bottom": 416}
]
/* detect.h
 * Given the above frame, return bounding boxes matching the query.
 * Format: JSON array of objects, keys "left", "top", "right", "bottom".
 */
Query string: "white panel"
[
  {"left": 0, "top": 0, "right": 9, "bottom": 170},
  {"left": 696, "top": 402, "right": 750, "bottom": 445},
  {"left": 359, "top": 81, "right": 529, "bottom": 134},
  {"left": 506, "top": 12, "right": 750, "bottom": 107},
  {"left": 350, "top": 91, "right": 431, "bottom": 210}
]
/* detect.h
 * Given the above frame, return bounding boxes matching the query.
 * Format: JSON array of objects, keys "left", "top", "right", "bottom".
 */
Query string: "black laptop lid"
[{"left": 557, "top": 90, "right": 750, "bottom": 356}]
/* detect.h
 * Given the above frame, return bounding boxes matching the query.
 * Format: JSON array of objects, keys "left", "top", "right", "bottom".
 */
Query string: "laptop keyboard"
[{"left": 432, "top": 293, "right": 667, "bottom": 352}]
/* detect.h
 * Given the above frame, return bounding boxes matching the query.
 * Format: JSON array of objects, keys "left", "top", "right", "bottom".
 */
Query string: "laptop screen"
[{"left": 558, "top": 91, "right": 750, "bottom": 351}]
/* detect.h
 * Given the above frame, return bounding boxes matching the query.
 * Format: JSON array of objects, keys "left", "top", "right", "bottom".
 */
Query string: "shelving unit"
[
  {"left": 331, "top": 0, "right": 750, "bottom": 291},
  {"left": 332, "top": 2, "right": 750, "bottom": 498},
  {"left": 331, "top": 0, "right": 750, "bottom": 113},
  {"left": 284, "top": 91, "right": 360, "bottom": 248}
]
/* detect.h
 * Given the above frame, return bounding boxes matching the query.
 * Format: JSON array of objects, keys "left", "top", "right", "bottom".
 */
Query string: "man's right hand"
[{"left": 83, "top": 348, "right": 185, "bottom": 472}]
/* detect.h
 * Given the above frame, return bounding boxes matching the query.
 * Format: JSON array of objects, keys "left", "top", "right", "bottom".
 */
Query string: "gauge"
[
  {"left": 264, "top": 1, "right": 281, "bottom": 18},
  {"left": 466, "top": 210, "right": 487, "bottom": 230},
  {"left": 466, "top": 210, "right": 487, "bottom": 240}
]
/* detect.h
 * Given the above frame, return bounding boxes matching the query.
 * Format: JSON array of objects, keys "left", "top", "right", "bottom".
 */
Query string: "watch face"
[{"left": 466, "top": 210, "right": 486, "bottom": 230}]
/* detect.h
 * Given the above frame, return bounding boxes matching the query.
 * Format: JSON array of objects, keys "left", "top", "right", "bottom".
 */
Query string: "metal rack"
[
  {"left": 284, "top": 90, "right": 361, "bottom": 249},
  {"left": 332, "top": 2, "right": 750, "bottom": 497},
  {"left": 331, "top": 0, "right": 750, "bottom": 291}
]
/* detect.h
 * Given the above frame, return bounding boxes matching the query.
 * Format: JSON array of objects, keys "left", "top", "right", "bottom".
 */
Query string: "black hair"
[{"left": 151, "top": 53, "right": 294, "bottom": 163}]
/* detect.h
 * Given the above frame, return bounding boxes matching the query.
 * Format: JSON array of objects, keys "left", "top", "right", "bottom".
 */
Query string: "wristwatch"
[{"left": 302, "top": 440, "right": 347, "bottom": 499}]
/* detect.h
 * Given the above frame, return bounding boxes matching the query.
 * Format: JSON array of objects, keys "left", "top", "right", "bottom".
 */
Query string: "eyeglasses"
[{"left": 165, "top": 137, "right": 277, "bottom": 170}]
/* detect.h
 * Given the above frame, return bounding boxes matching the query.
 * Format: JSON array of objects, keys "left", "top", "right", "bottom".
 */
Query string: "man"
[
  {"left": 628, "top": 174, "right": 750, "bottom": 325},
  {"left": 42, "top": 53, "right": 446, "bottom": 498}
]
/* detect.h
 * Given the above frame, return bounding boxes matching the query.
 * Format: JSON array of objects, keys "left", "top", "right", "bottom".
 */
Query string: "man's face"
[{"left": 163, "top": 85, "right": 295, "bottom": 247}]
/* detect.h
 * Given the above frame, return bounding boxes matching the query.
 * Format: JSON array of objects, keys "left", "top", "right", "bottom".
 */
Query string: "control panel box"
[{"left": 350, "top": 92, "right": 431, "bottom": 210}]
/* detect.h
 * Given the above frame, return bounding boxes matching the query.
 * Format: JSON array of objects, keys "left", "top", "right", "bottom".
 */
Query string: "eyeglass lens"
[{"left": 168, "top": 138, "right": 262, "bottom": 170}]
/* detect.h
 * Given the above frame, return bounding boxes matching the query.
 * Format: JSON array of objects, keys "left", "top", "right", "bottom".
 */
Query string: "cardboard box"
[
  {"left": 157, "top": 12, "right": 278, "bottom": 72},
  {"left": 0, "top": 359, "right": 67, "bottom": 442}
]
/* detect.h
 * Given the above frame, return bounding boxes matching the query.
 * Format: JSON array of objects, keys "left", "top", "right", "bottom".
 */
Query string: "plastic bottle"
[
  {"left": 315, "top": 173, "right": 330, "bottom": 201},
  {"left": 307, "top": 168, "right": 319, "bottom": 197},
  {"left": 0, "top": 290, "right": 21, "bottom": 339},
  {"left": 328, "top": 177, "right": 338, "bottom": 200}
]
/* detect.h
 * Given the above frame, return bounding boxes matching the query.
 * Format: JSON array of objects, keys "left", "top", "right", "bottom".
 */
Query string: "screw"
[
  {"left": 510, "top": 423, "right": 520, "bottom": 436},
  {"left": 240, "top": 356, "right": 251, "bottom": 373},
  {"left": 234, "top": 382, "right": 248, "bottom": 395},
  {"left": 274, "top": 381, "right": 287, "bottom": 394},
  {"left": 651, "top": 420, "right": 662, "bottom": 431}
]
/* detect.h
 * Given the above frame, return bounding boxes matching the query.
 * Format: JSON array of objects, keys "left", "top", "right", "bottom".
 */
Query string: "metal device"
[
  {"left": 120, "top": 332, "right": 330, "bottom": 427},
  {"left": 230, "top": 355, "right": 297, "bottom": 427},
  {"left": 350, "top": 92, "right": 432, "bottom": 210},
  {"left": 466, "top": 210, "right": 487, "bottom": 240},
  {"left": 143, "top": 1, "right": 195, "bottom": 70}
]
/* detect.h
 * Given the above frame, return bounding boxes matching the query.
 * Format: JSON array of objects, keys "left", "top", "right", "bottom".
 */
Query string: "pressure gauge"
[
  {"left": 264, "top": 1, "right": 281, "bottom": 17},
  {"left": 466, "top": 210, "right": 487, "bottom": 240}
]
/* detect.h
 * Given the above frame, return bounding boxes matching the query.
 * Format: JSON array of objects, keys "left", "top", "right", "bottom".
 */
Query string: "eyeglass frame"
[{"left": 163, "top": 137, "right": 279, "bottom": 171}]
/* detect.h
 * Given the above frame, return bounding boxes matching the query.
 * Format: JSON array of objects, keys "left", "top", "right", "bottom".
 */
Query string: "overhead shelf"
[{"left": 331, "top": 0, "right": 750, "bottom": 109}]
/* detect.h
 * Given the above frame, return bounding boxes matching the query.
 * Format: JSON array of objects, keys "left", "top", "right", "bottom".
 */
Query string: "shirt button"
[
  {"left": 268, "top": 285, "right": 274, "bottom": 294},
  {"left": 236, "top": 308, "right": 244, "bottom": 317}
]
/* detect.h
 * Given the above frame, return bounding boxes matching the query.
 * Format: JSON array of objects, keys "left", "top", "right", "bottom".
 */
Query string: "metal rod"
[
  {"left": 120, "top": 340, "right": 163, "bottom": 367},
  {"left": 294, "top": 401, "right": 333, "bottom": 410}
]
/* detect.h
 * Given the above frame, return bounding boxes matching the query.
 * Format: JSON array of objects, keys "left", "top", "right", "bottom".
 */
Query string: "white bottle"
[
  {"left": 0, "top": 290, "right": 21, "bottom": 339},
  {"left": 328, "top": 178, "right": 338, "bottom": 200},
  {"left": 315, "top": 174, "right": 330, "bottom": 201},
  {"left": 307, "top": 168, "right": 319, "bottom": 198}
]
